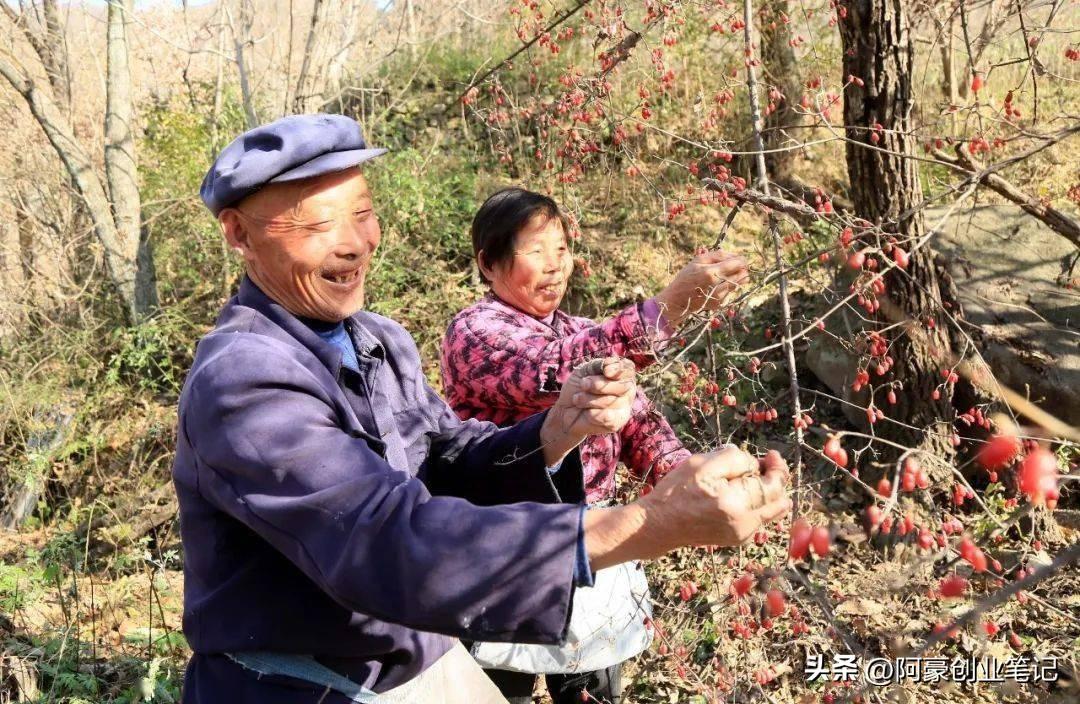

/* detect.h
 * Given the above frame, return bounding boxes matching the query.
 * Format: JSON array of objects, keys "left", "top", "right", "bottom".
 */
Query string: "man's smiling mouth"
[{"left": 322, "top": 268, "right": 362, "bottom": 285}]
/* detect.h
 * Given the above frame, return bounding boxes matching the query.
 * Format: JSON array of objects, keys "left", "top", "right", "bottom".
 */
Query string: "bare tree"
[
  {"left": 838, "top": 0, "right": 962, "bottom": 469},
  {"left": 226, "top": 0, "right": 259, "bottom": 128},
  {"left": 106, "top": 0, "right": 157, "bottom": 316},
  {"left": 760, "top": 0, "right": 802, "bottom": 185},
  {"left": 293, "top": 0, "right": 330, "bottom": 113},
  {"left": 0, "top": 0, "right": 70, "bottom": 112},
  {"left": 0, "top": 0, "right": 158, "bottom": 323}
]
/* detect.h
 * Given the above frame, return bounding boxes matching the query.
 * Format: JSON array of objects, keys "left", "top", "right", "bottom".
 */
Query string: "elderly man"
[{"left": 173, "top": 114, "right": 791, "bottom": 704}]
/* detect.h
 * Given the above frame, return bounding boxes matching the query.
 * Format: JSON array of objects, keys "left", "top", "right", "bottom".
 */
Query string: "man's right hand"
[
  {"left": 583, "top": 447, "right": 792, "bottom": 571},
  {"left": 641, "top": 447, "right": 791, "bottom": 548}
]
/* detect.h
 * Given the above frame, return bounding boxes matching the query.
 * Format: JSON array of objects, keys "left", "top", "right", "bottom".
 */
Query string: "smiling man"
[{"left": 173, "top": 114, "right": 791, "bottom": 704}]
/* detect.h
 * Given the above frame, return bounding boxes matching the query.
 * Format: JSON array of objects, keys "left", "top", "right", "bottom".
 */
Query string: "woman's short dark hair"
[{"left": 471, "top": 187, "right": 571, "bottom": 284}]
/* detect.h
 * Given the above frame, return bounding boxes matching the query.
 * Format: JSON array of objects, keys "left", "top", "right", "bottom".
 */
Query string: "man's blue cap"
[{"left": 200, "top": 114, "right": 387, "bottom": 215}]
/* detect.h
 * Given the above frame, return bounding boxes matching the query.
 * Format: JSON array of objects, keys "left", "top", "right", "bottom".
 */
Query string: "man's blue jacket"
[{"left": 173, "top": 277, "right": 586, "bottom": 703}]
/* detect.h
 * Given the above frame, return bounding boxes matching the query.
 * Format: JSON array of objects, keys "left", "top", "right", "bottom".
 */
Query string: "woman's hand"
[
  {"left": 539, "top": 357, "right": 636, "bottom": 464},
  {"left": 654, "top": 250, "right": 750, "bottom": 328}
]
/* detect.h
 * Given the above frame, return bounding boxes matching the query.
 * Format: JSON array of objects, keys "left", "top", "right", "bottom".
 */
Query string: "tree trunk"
[
  {"left": 229, "top": 0, "right": 259, "bottom": 128},
  {"left": 838, "top": 0, "right": 959, "bottom": 473},
  {"left": 0, "top": 57, "right": 142, "bottom": 325},
  {"left": 106, "top": 0, "right": 157, "bottom": 319},
  {"left": 293, "top": 0, "right": 330, "bottom": 113},
  {"left": 40, "top": 0, "right": 70, "bottom": 111},
  {"left": 760, "top": 0, "right": 801, "bottom": 184},
  {"left": 934, "top": 10, "right": 957, "bottom": 105}
]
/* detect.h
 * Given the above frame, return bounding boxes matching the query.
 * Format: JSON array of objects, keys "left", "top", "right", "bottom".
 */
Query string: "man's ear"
[{"left": 219, "top": 209, "right": 252, "bottom": 258}]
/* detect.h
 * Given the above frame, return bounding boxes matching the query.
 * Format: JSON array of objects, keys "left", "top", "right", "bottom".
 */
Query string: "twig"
[
  {"left": 742, "top": 0, "right": 804, "bottom": 507},
  {"left": 931, "top": 144, "right": 1080, "bottom": 249},
  {"left": 451, "top": 0, "right": 594, "bottom": 107}
]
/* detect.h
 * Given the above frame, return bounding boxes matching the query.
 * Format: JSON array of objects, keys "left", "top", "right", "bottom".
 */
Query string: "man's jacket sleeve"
[{"left": 182, "top": 337, "right": 580, "bottom": 645}]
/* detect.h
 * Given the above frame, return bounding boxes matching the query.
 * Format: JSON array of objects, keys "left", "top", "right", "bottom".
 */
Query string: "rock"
[
  {"left": 803, "top": 314, "right": 872, "bottom": 430},
  {"left": 929, "top": 204, "right": 1080, "bottom": 425}
]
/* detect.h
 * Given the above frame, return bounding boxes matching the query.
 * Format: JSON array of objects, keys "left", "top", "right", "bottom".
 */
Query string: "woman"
[{"left": 440, "top": 187, "right": 749, "bottom": 703}]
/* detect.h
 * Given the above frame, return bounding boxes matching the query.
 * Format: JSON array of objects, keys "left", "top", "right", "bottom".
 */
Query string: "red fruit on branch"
[
  {"left": 865, "top": 505, "right": 882, "bottom": 532},
  {"left": 892, "top": 247, "right": 909, "bottom": 269},
  {"left": 978, "top": 434, "right": 1021, "bottom": 470},
  {"left": 1018, "top": 448, "right": 1059, "bottom": 506},
  {"left": 939, "top": 575, "right": 968, "bottom": 598},
  {"left": 877, "top": 478, "right": 892, "bottom": 497},
  {"left": 733, "top": 573, "right": 754, "bottom": 598},
  {"left": 810, "top": 526, "right": 831, "bottom": 557},
  {"left": 789, "top": 518, "right": 812, "bottom": 560},
  {"left": 766, "top": 589, "right": 786, "bottom": 617},
  {"left": 959, "top": 535, "right": 976, "bottom": 563},
  {"left": 971, "top": 73, "right": 984, "bottom": 93},
  {"left": 823, "top": 436, "right": 846, "bottom": 467}
]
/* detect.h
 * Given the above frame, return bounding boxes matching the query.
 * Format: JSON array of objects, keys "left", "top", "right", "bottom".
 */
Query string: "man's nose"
[{"left": 335, "top": 219, "right": 374, "bottom": 259}]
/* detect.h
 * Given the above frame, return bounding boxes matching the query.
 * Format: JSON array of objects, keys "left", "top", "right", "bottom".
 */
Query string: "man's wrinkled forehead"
[{"left": 236, "top": 168, "right": 372, "bottom": 221}]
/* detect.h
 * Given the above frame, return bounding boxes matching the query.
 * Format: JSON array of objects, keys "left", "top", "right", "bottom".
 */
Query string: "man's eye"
[{"left": 305, "top": 220, "right": 334, "bottom": 232}]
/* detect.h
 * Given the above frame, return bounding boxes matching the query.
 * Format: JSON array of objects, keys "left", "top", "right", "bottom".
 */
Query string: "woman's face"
[{"left": 482, "top": 214, "right": 574, "bottom": 318}]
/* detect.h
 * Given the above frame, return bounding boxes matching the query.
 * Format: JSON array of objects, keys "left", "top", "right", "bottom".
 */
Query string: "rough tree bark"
[
  {"left": 1, "top": 1, "right": 70, "bottom": 111},
  {"left": 106, "top": 0, "right": 157, "bottom": 318},
  {"left": 293, "top": 0, "right": 331, "bottom": 113},
  {"left": 227, "top": 0, "right": 259, "bottom": 128},
  {"left": 838, "top": 0, "right": 961, "bottom": 472},
  {"left": 0, "top": 2, "right": 157, "bottom": 324},
  {"left": 760, "top": 0, "right": 801, "bottom": 184}
]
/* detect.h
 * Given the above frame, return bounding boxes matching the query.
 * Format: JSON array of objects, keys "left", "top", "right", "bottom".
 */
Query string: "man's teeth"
[{"left": 328, "top": 270, "right": 359, "bottom": 284}]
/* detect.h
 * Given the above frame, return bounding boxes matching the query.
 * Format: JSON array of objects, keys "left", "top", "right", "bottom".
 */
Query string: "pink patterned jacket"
[{"left": 440, "top": 293, "right": 692, "bottom": 503}]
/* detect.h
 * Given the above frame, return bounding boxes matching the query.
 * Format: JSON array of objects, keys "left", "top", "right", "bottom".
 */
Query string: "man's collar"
[{"left": 235, "top": 275, "right": 384, "bottom": 370}]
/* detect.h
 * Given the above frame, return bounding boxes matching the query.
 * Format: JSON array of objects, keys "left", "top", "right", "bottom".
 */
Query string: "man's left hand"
[{"left": 540, "top": 357, "right": 636, "bottom": 464}]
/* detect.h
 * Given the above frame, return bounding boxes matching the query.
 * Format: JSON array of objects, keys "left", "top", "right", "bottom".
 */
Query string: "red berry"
[
  {"left": 970, "top": 548, "right": 988, "bottom": 572},
  {"left": 939, "top": 575, "right": 968, "bottom": 598},
  {"left": 978, "top": 434, "right": 1021, "bottom": 470},
  {"left": 1018, "top": 448, "right": 1058, "bottom": 505},
  {"left": 877, "top": 478, "right": 892, "bottom": 497},
  {"left": 810, "top": 526, "right": 831, "bottom": 557},
  {"left": 892, "top": 247, "right": 909, "bottom": 269},
  {"left": 766, "top": 589, "right": 786, "bottom": 617},
  {"left": 733, "top": 573, "right": 754, "bottom": 597},
  {"left": 789, "top": 518, "right": 812, "bottom": 560}
]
